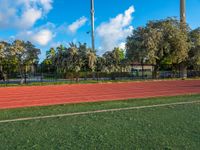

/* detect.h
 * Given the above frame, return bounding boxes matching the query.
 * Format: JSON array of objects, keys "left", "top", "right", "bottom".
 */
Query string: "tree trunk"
[
  {"left": 180, "top": 62, "right": 187, "bottom": 79},
  {"left": 75, "top": 72, "right": 79, "bottom": 83},
  {"left": 24, "top": 65, "right": 28, "bottom": 84},
  {"left": 19, "top": 64, "right": 25, "bottom": 84}
]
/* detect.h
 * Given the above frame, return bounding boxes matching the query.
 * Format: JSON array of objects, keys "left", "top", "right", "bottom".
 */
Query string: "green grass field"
[{"left": 0, "top": 94, "right": 200, "bottom": 149}]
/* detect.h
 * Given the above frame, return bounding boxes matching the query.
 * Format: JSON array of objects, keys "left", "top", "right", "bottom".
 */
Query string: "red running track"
[{"left": 0, "top": 80, "right": 200, "bottom": 109}]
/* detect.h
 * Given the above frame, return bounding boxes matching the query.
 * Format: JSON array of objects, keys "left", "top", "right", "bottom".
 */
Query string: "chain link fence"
[{"left": 0, "top": 67, "right": 200, "bottom": 85}]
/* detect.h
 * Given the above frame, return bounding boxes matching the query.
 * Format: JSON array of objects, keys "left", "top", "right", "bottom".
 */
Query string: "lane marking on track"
[{"left": 0, "top": 100, "right": 200, "bottom": 124}]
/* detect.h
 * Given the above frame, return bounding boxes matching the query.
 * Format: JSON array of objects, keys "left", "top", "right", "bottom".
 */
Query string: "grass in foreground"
[{"left": 0, "top": 94, "right": 200, "bottom": 149}]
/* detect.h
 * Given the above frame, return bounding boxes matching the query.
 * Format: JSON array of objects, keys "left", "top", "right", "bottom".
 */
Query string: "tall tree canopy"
[
  {"left": 0, "top": 40, "right": 40, "bottom": 74},
  {"left": 189, "top": 27, "right": 200, "bottom": 70},
  {"left": 126, "top": 18, "right": 191, "bottom": 77}
]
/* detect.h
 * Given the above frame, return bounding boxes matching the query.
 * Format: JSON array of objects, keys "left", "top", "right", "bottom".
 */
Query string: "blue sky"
[{"left": 0, "top": 0, "right": 200, "bottom": 60}]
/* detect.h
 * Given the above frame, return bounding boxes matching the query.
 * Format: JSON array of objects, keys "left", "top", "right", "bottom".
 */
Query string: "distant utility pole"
[{"left": 91, "top": 0, "right": 95, "bottom": 52}]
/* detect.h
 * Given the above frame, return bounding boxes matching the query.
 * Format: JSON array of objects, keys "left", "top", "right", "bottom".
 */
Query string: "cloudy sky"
[{"left": 0, "top": 0, "right": 200, "bottom": 60}]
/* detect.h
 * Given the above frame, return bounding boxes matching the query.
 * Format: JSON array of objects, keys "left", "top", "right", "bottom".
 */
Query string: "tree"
[
  {"left": 54, "top": 45, "right": 66, "bottom": 73},
  {"left": 103, "top": 51, "right": 115, "bottom": 72},
  {"left": 43, "top": 48, "right": 56, "bottom": 73},
  {"left": 189, "top": 27, "right": 200, "bottom": 70},
  {"left": 67, "top": 43, "right": 80, "bottom": 73},
  {"left": 24, "top": 41, "right": 40, "bottom": 69},
  {"left": 11, "top": 40, "right": 40, "bottom": 82},
  {"left": 86, "top": 49, "right": 97, "bottom": 72},
  {"left": 101, "top": 47, "right": 125, "bottom": 73},
  {"left": 0, "top": 41, "right": 11, "bottom": 80},
  {"left": 96, "top": 56, "right": 106, "bottom": 72},
  {"left": 0, "top": 41, "right": 10, "bottom": 72},
  {"left": 126, "top": 18, "right": 191, "bottom": 78},
  {"left": 112, "top": 47, "right": 125, "bottom": 67},
  {"left": 126, "top": 27, "right": 149, "bottom": 63},
  {"left": 46, "top": 48, "right": 56, "bottom": 65},
  {"left": 42, "top": 42, "right": 97, "bottom": 80},
  {"left": 76, "top": 43, "right": 97, "bottom": 72}
]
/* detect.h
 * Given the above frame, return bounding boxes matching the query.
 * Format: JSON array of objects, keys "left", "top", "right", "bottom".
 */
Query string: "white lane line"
[{"left": 0, "top": 100, "right": 200, "bottom": 124}]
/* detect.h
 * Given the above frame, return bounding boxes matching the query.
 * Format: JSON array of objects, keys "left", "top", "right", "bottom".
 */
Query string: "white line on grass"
[{"left": 0, "top": 100, "right": 200, "bottom": 124}]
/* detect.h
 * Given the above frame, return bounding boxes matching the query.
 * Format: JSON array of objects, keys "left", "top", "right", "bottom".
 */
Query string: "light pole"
[
  {"left": 91, "top": 0, "right": 95, "bottom": 52},
  {"left": 180, "top": 0, "right": 187, "bottom": 78},
  {"left": 180, "top": 0, "right": 186, "bottom": 29}
]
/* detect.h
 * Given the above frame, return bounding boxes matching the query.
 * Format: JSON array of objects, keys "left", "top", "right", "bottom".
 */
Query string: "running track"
[{"left": 0, "top": 80, "right": 200, "bottom": 109}]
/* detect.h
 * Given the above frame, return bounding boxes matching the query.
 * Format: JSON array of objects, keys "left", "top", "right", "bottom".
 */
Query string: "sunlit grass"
[{"left": 0, "top": 94, "right": 200, "bottom": 149}]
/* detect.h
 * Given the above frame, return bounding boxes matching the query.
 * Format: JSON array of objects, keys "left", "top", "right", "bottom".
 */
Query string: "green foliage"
[
  {"left": 42, "top": 43, "right": 128, "bottom": 75},
  {"left": 189, "top": 27, "right": 200, "bottom": 70},
  {"left": 126, "top": 18, "right": 192, "bottom": 77},
  {"left": 0, "top": 41, "right": 11, "bottom": 71},
  {"left": 101, "top": 47, "right": 126, "bottom": 72},
  {"left": 45, "top": 48, "right": 56, "bottom": 65},
  {"left": 1, "top": 18, "right": 199, "bottom": 79},
  {"left": 0, "top": 40, "right": 40, "bottom": 76},
  {"left": 42, "top": 43, "right": 97, "bottom": 77},
  {"left": 126, "top": 27, "right": 148, "bottom": 63}
]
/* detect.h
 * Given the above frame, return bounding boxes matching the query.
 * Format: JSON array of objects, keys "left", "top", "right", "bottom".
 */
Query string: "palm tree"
[
  {"left": 87, "top": 49, "right": 97, "bottom": 72},
  {"left": 55, "top": 45, "right": 65, "bottom": 73},
  {"left": 44, "top": 48, "right": 56, "bottom": 73}
]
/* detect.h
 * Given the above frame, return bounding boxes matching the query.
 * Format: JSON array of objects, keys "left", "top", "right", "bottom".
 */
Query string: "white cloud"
[
  {"left": 96, "top": 6, "right": 135, "bottom": 53},
  {"left": 32, "top": 29, "right": 53, "bottom": 46},
  {"left": 68, "top": 17, "right": 88, "bottom": 34},
  {"left": 17, "top": 23, "right": 55, "bottom": 46},
  {"left": 118, "top": 42, "right": 126, "bottom": 50},
  {"left": 18, "top": 8, "right": 42, "bottom": 29},
  {"left": 0, "top": 0, "right": 53, "bottom": 29},
  {"left": 38, "top": 0, "right": 53, "bottom": 13}
]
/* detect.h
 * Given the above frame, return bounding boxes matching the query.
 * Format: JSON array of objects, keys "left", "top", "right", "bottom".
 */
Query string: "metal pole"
[
  {"left": 180, "top": 0, "right": 187, "bottom": 78},
  {"left": 180, "top": 0, "right": 186, "bottom": 24},
  {"left": 91, "top": 0, "right": 95, "bottom": 52},
  {"left": 180, "top": 0, "right": 186, "bottom": 29}
]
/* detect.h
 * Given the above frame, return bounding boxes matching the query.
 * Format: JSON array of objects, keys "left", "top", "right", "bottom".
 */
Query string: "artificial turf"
[{"left": 0, "top": 94, "right": 200, "bottom": 149}]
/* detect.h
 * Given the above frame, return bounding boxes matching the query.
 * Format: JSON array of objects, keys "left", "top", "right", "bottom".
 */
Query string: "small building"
[
  {"left": 131, "top": 62, "right": 154, "bottom": 72},
  {"left": 130, "top": 62, "right": 154, "bottom": 78}
]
